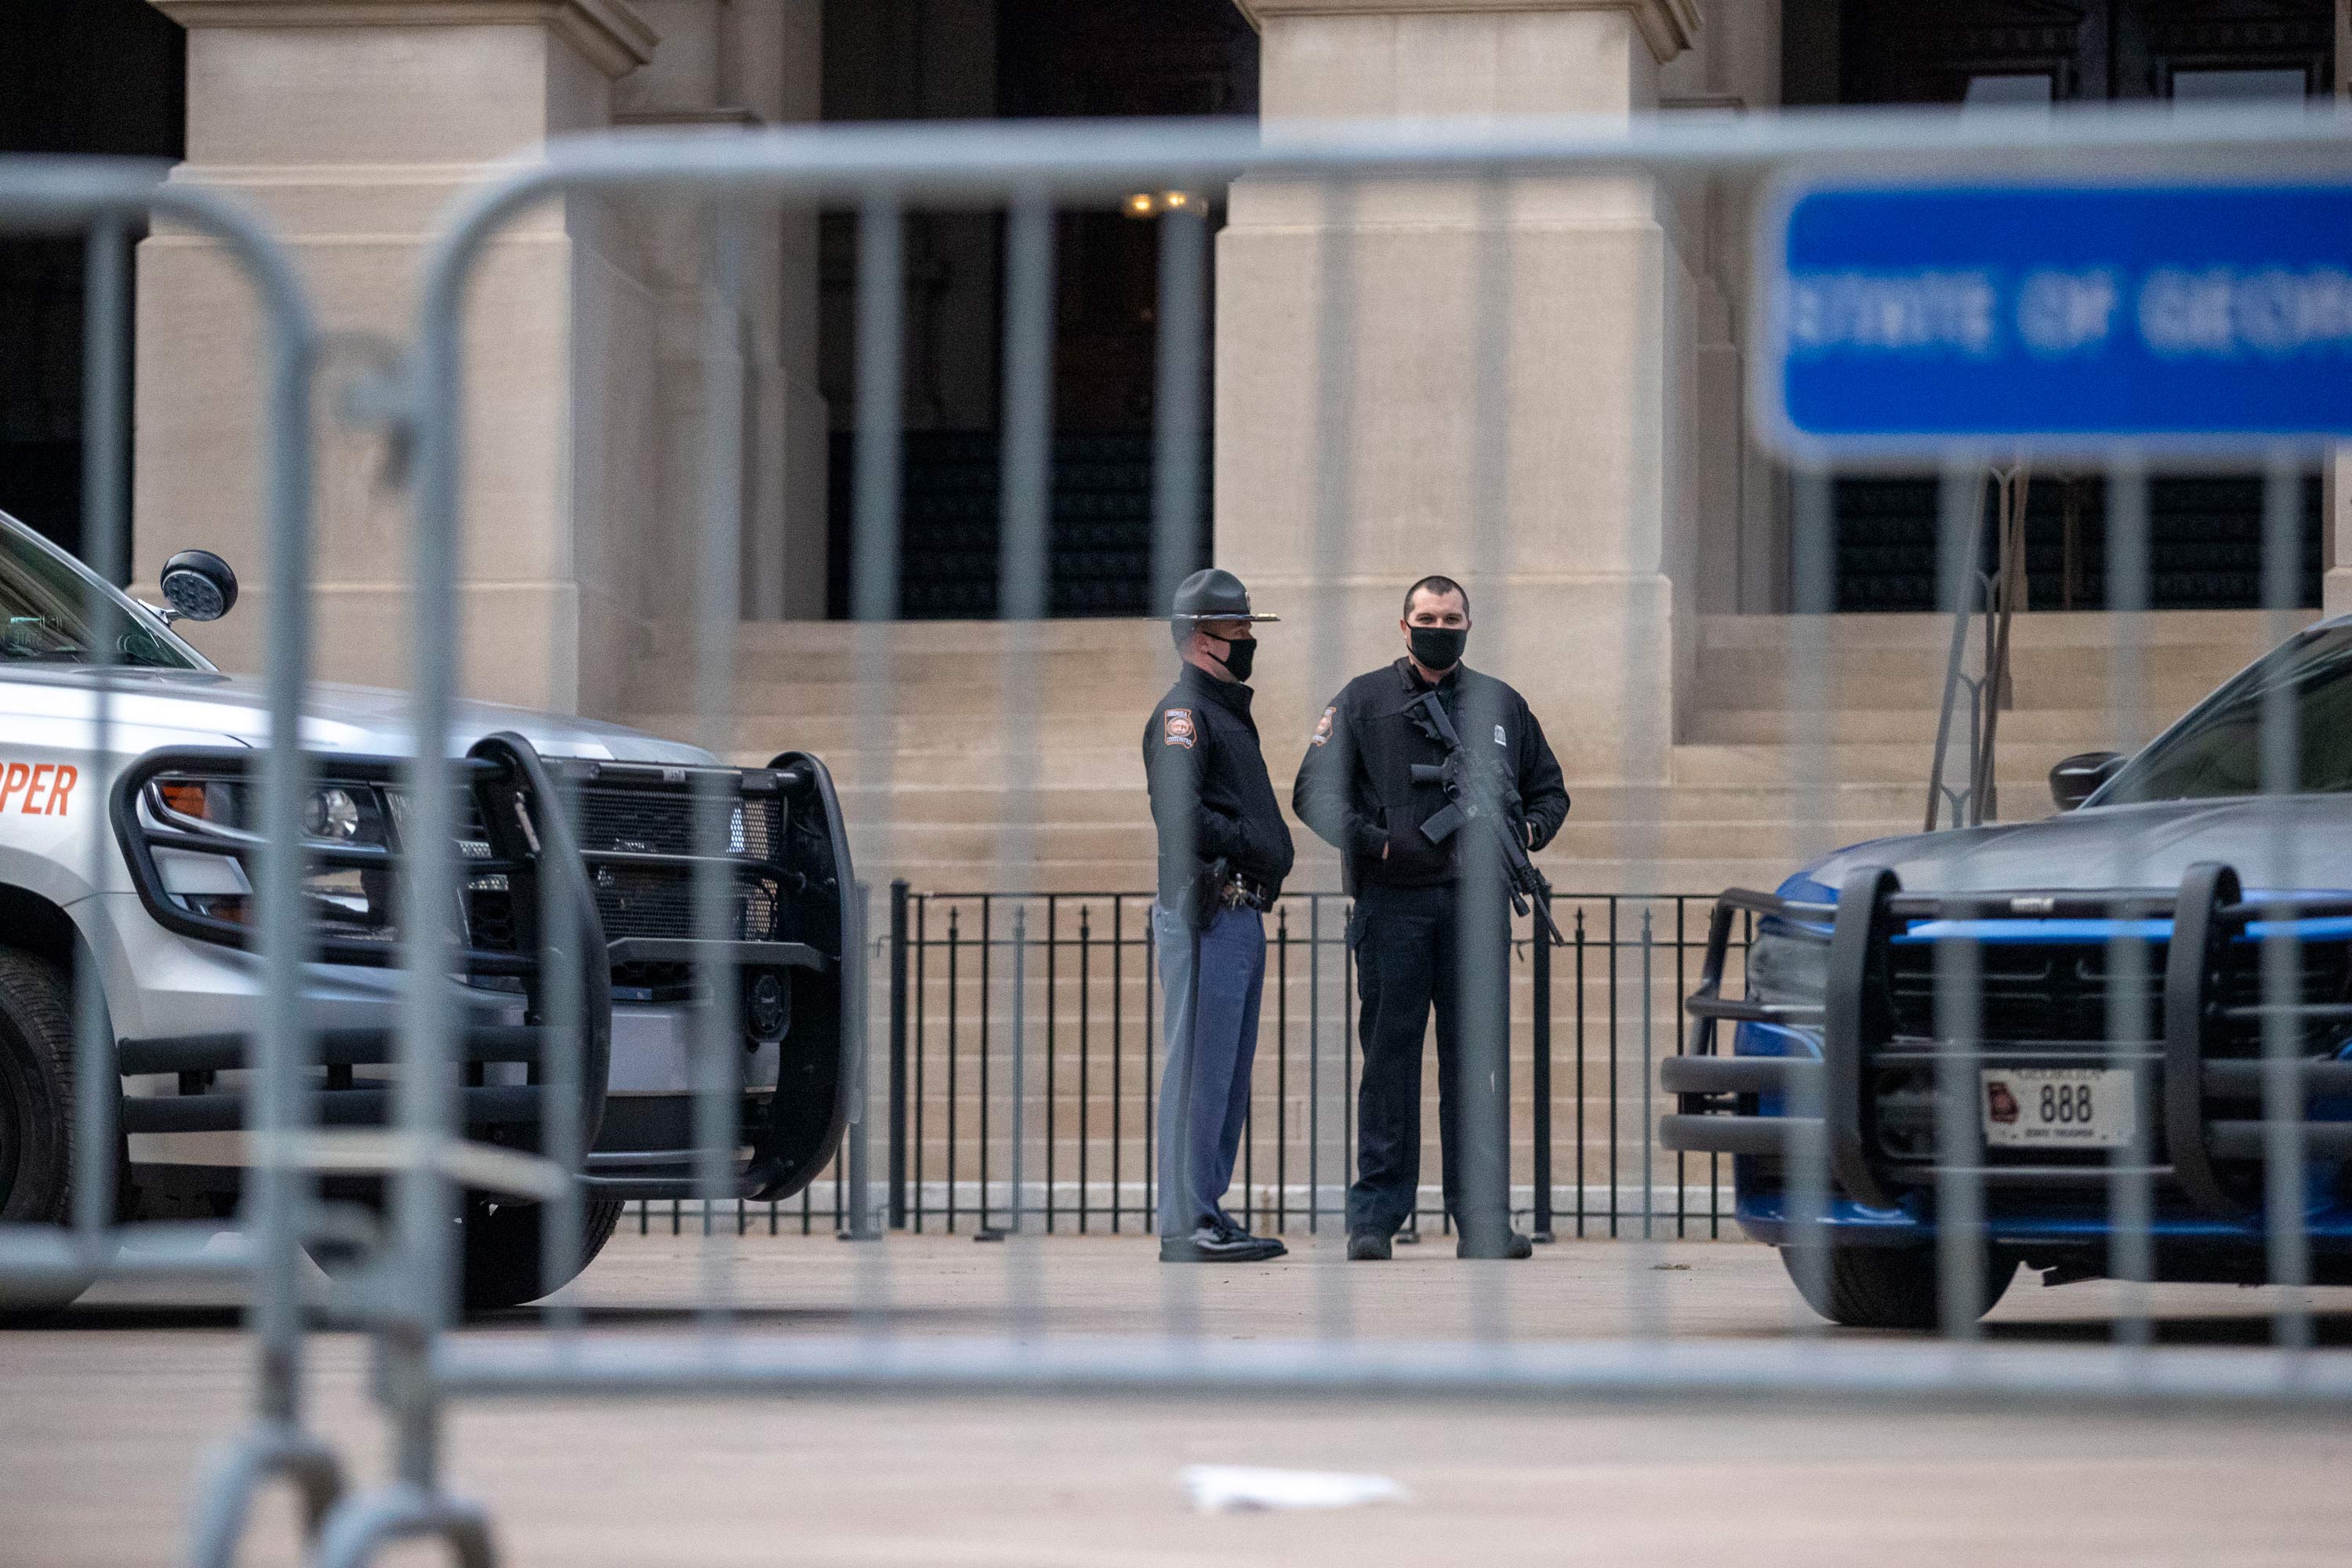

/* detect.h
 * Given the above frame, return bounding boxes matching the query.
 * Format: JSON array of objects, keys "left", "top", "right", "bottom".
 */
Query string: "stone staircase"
[{"left": 619, "top": 609, "right": 2296, "bottom": 900}]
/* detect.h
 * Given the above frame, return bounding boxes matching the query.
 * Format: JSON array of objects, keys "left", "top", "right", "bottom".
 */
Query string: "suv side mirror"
[
  {"left": 158, "top": 549, "right": 238, "bottom": 623},
  {"left": 2049, "top": 751, "right": 2124, "bottom": 812}
]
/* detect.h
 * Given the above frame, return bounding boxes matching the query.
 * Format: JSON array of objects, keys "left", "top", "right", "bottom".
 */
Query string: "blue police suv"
[{"left": 1665, "top": 617, "right": 2352, "bottom": 1328}]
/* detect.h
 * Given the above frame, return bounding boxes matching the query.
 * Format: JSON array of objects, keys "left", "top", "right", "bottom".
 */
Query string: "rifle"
[{"left": 1405, "top": 689, "right": 1565, "bottom": 947}]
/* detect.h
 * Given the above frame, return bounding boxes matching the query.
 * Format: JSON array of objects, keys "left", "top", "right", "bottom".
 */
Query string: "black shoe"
[
  {"left": 1456, "top": 1229, "right": 1534, "bottom": 1261},
  {"left": 1225, "top": 1221, "right": 1287, "bottom": 1260},
  {"left": 1347, "top": 1232, "right": 1392, "bottom": 1261},
  {"left": 1160, "top": 1221, "right": 1284, "bottom": 1264}
]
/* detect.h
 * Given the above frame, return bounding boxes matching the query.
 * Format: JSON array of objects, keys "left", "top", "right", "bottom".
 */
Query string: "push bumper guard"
[
  {"left": 112, "top": 733, "right": 615, "bottom": 1155},
  {"left": 1661, "top": 862, "right": 2352, "bottom": 1218},
  {"left": 550, "top": 748, "right": 853, "bottom": 1205},
  {"left": 113, "top": 740, "right": 854, "bottom": 1203}
]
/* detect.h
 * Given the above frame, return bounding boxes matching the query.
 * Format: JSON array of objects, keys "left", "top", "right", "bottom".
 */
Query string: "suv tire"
[
  {"left": 0, "top": 949, "right": 98, "bottom": 1315},
  {"left": 459, "top": 1196, "right": 626, "bottom": 1312},
  {"left": 1780, "top": 1244, "right": 2019, "bottom": 1330}
]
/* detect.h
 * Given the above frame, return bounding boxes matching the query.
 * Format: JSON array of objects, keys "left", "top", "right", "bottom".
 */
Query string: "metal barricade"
[
  {"left": 0, "top": 161, "right": 343, "bottom": 1563},
  {"left": 263, "top": 106, "right": 2352, "bottom": 1566},
  {"left": 17, "top": 103, "right": 2352, "bottom": 1568}
]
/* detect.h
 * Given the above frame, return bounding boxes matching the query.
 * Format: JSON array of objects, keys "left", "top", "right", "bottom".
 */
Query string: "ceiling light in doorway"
[{"left": 1123, "top": 191, "right": 1201, "bottom": 219}]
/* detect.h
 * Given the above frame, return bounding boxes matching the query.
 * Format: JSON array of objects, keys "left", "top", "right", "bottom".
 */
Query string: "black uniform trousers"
[{"left": 1345, "top": 879, "right": 1513, "bottom": 1242}]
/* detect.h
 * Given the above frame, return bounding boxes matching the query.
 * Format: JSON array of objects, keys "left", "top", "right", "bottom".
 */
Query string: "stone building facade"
[{"left": 4, "top": 0, "right": 2346, "bottom": 888}]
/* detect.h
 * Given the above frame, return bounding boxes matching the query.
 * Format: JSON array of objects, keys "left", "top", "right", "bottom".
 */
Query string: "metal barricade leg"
[
  {"left": 311, "top": 1482, "right": 497, "bottom": 1568},
  {"left": 187, "top": 1422, "right": 346, "bottom": 1568}
]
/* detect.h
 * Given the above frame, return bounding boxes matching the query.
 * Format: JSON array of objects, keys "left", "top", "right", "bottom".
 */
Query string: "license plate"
[{"left": 1980, "top": 1067, "right": 2137, "bottom": 1149}]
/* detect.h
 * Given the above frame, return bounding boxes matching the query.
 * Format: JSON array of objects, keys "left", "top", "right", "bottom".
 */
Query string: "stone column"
[
  {"left": 1221, "top": 0, "right": 1702, "bottom": 786},
  {"left": 617, "top": 0, "right": 828, "bottom": 623},
  {"left": 1661, "top": 0, "right": 1783, "bottom": 615},
  {"left": 138, "top": 0, "right": 663, "bottom": 713}
]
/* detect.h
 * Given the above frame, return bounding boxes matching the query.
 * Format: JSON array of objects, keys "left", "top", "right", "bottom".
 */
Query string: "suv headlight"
[
  {"left": 1744, "top": 924, "right": 1830, "bottom": 1012},
  {"left": 156, "top": 777, "right": 394, "bottom": 847},
  {"left": 147, "top": 775, "right": 399, "bottom": 942}
]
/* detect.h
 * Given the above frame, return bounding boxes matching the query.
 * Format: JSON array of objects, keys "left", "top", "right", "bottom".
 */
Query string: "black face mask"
[
  {"left": 1207, "top": 633, "right": 1257, "bottom": 682},
  {"left": 1408, "top": 625, "right": 1468, "bottom": 672}
]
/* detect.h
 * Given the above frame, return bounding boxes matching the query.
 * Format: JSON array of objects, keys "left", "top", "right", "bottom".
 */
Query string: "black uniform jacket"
[
  {"left": 1293, "top": 657, "right": 1569, "bottom": 892},
  {"left": 1143, "top": 661, "right": 1296, "bottom": 908}
]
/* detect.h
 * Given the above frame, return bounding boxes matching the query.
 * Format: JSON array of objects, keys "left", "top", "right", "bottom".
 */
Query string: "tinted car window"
[
  {"left": 2099, "top": 625, "right": 2352, "bottom": 803},
  {"left": 0, "top": 514, "right": 204, "bottom": 670}
]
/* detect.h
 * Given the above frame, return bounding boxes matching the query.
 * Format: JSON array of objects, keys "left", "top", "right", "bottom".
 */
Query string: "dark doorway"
[
  {"left": 1838, "top": 0, "right": 2333, "bottom": 107},
  {"left": 1810, "top": 0, "right": 2333, "bottom": 612},
  {"left": 818, "top": 0, "right": 1255, "bottom": 619},
  {"left": 1833, "top": 473, "right": 2324, "bottom": 612},
  {"left": 0, "top": 2, "right": 184, "bottom": 573}
]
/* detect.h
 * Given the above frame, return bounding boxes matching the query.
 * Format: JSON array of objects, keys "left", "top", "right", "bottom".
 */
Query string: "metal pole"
[
  {"left": 889, "top": 879, "right": 910, "bottom": 1230},
  {"left": 1640, "top": 909, "right": 1654, "bottom": 1244},
  {"left": 1532, "top": 911, "right": 1554, "bottom": 1243},
  {"left": 1009, "top": 905, "right": 1027, "bottom": 1236},
  {"left": 2259, "top": 452, "right": 2313, "bottom": 1351},
  {"left": 842, "top": 883, "right": 878, "bottom": 1241},
  {"left": 690, "top": 205, "right": 748, "bottom": 1311}
]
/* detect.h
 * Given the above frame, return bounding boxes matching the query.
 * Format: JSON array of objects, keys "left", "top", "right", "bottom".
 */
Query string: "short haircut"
[{"left": 1403, "top": 575, "right": 1470, "bottom": 619}]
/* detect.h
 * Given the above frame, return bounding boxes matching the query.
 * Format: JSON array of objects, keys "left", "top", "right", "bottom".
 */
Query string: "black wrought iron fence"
[{"left": 628, "top": 881, "right": 1755, "bottom": 1240}]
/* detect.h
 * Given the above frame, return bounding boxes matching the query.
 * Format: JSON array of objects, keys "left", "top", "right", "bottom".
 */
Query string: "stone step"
[
  {"left": 629, "top": 711, "right": 1153, "bottom": 756},
  {"left": 689, "top": 608, "right": 2288, "bottom": 659},
  {"left": 1530, "top": 857, "right": 1813, "bottom": 895},
  {"left": 630, "top": 672, "right": 1172, "bottom": 720},
  {"left": 846, "top": 816, "right": 1917, "bottom": 869},
  {"left": 857, "top": 854, "right": 1809, "bottom": 898},
  {"left": 1688, "top": 705, "right": 2177, "bottom": 746},
  {"left": 826, "top": 778, "right": 1931, "bottom": 826},
  {"left": 1696, "top": 608, "right": 2295, "bottom": 650},
  {"left": 1670, "top": 739, "right": 2085, "bottom": 787},
  {"left": 713, "top": 743, "right": 1152, "bottom": 790},
  {"left": 612, "top": 608, "right": 2284, "bottom": 895},
  {"left": 629, "top": 619, "right": 1174, "bottom": 700},
  {"left": 699, "top": 724, "right": 2071, "bottom": 801},
  {"left": 1691, "top": 644, "right": 2261, "bottom": 700}
]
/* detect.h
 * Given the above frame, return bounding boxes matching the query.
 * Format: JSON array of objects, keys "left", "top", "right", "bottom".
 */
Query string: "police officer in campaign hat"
[
  {"left": 1293, "top": 575, "right": 1569, "bottom": 1261},
  {"left": 1145, "top": 567, "right": 1294, "bottom": 1263}
]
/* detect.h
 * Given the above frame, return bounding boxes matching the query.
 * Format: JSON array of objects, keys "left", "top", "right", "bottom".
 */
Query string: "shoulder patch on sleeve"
[
  {"left": 1494, "top": 723, "right": 1508, "bottom": 746},
  {"left": 1163, "top": 708, "right": 1196, "bottom": 749},
  {"left": 1310, "top": 706, "right": 1336, "bottom": 747}
]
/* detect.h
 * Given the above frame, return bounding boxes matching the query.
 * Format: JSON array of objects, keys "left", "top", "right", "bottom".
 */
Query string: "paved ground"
[{"left": 8, "top": 1233, "right": 2352, "bottom": 1567}]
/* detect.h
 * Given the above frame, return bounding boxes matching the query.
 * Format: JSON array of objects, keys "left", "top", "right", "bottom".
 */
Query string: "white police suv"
[{"left": 0, "top": 510, "right": 853, "bottom": 1310}]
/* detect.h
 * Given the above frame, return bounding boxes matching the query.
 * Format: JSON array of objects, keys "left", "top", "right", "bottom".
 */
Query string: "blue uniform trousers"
[{"left": 1153, "top": 901, "right": 1267, "bottom": 1235}]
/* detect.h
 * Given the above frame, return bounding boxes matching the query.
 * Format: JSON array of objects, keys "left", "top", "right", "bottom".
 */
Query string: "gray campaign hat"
[{"left": 1168, "top": 567, "right": 1279, "bottom": 624}]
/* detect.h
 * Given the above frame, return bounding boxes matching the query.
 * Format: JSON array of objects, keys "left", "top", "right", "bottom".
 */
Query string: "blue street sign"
[{"left": 1758, "top": 181, "right": 2352, "bottom": 459}]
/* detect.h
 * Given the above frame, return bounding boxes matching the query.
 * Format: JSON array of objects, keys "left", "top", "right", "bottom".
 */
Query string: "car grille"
[
  {"left": 574, "top": 778, "right": 789, "bottom": 986},
  {"left": 590, "top": 862, "right": 782, "bottom": 942},
  {"left": 1886, "top": 936, "right": 2352, "bottom": 1055},
  {"left": 575, "top": 786, "right": 782, "bottom": 860}
]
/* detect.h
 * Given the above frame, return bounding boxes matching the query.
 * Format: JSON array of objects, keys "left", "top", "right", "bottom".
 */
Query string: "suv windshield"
[
  {"left": 2099, "top": 623, "right": 2352, "bottom": 804},
  {"left": 0, "top": 513, "right": 206, "bottom": 671}
]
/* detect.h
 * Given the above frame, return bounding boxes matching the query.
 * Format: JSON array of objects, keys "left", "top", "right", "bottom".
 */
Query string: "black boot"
[
  {"left": 1455, "top": 1229, "right": 1534, "bottom": 1261},
  {"left": 1346, "top": 1232, "right": 1392, "bottom": 1261}
]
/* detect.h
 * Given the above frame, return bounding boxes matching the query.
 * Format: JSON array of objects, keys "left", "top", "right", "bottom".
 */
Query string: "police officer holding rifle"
[
  {"left": 1145, "top": 568, "right": 1294, "bottom": 1264},
  {"left": 1294, "top": 575, "right": 1568, "bottom": 1261}
]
